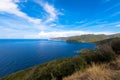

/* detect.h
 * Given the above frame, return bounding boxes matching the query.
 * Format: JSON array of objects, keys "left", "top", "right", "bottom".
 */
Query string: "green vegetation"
[
  {"left": 66, "top": 34, "right": 107, "bottom": 42},
  {"left": 0, "top": 57, "right": 86, "bottom": 80},
  {"left": 0, "top": 38, "right": 120, "bottom": 80},
  {"left": 52, "top": 33, "right": 120, "bottom": 42}
]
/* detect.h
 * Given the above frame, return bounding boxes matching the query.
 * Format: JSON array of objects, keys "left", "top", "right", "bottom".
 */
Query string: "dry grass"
[
  {"left": 109, "top": 56, "right": 120, "bottom": 70},
  {"left": 63, "top": 70, "right": 83, "bottom": 80},
  {"left": 63, "top": 56, "right": 120, "bottom": 80},
  {"left": 63, "top": 64, "right": 112, "bottom": 80},
  {"left": 84, "top": 64, "right": 112, "bottom": 80}
]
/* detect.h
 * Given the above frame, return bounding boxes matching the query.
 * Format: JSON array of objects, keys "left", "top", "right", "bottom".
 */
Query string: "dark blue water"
[{"left": 0, "top": 39, "right": 95, "bottom": 77}]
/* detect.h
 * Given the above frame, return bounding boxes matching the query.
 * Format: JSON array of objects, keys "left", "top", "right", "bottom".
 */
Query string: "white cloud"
[
  {"left": 0, "top": 0, "right": 41, "bottom": 24},
  {"left": 43, "top": 2, "right": 57, "bottom": 22},
  {"left": 116, "top": 24, "right": 120, "bottom": 27},
  {"left": 35, "top": 0, "right": 62, "bottom": 23},
  {"left": 14, "top": 0, "right": 27, "bottom": 3},
  {"left": 49, "top": 23, "right": 57, "bottom": 27},
  {"left": 38, "top": 31, "right": 113, "bottom": 39}
]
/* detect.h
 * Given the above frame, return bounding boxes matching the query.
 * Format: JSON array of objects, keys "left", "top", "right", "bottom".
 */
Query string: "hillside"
[
  {"left": 52, "top": 33, "right": 120, "bottom": 42},
  {"left": 0, "top": 38, "right": 120, "bottom": 80},
  {"left": 63, "top": 56, "right": 120, "bottom": 80}
]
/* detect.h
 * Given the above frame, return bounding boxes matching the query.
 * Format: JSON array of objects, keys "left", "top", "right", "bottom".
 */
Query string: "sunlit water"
[{"left": 0, "top": 39, "right": 96, "bottom": 77}]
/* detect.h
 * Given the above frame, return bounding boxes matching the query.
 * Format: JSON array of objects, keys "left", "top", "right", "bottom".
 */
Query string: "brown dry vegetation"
[{"left": 63, "top": 56, "right": 120, "bottom": 80}]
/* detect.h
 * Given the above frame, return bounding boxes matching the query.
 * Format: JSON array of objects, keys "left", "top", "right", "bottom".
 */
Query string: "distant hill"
[{"left": 51, "top": 33, "right": 120, "bottom": 42}]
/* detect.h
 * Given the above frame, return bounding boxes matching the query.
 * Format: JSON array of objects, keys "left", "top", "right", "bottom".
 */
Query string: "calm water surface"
[{"left": 0, "top": 39, "right": 96, "bottom": 77}]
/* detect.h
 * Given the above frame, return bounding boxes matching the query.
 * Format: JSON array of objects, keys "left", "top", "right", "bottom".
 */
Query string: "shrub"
[
  {"left": 94, "top": 49, "right": 116, "bottom": 63},
  {"left": 80, "top": 48, "right": 116, "bottom": 64},
  {"left": 111, "top": 39, "right": 120, "bottom": 54},
  {"left": 80, "top": 49, "right": 96, "bottom": 64},
  {"left": 51, "top": 57, "right": 86, "bottom": 80},
  {"left": 26, "top": 57, "right": 86, "bottom": 80}
]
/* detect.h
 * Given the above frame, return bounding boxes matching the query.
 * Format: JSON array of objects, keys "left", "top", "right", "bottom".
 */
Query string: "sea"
[{"left": 0, "top": 39, "right": 96, "bottom": 77}]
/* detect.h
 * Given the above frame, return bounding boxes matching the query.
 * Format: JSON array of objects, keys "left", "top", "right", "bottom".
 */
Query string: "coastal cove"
[{"left": 0, "top": 39, "right": 95, "bottom": 78}]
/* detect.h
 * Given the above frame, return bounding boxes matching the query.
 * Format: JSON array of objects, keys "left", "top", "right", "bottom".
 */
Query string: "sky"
[{"left": 0, "top": 0, "right": 120, "bottom": 39}]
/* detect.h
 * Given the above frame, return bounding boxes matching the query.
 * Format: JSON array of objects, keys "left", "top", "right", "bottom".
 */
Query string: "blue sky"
[{"left": 0, "top": 0, "right": 120, "bottom": 38}]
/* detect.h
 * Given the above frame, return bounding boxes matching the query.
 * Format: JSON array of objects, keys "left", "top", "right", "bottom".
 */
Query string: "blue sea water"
[{"left": 0, "top": 39, "right": 96, "bottom": 77}]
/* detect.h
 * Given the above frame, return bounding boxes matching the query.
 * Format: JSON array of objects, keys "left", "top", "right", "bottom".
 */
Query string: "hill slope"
[
  {"left": 52, "top": 33, "right": 120, "bottom": 42},
  {"left": 63, "top": 56, "right": 120, "bottom": 80}
]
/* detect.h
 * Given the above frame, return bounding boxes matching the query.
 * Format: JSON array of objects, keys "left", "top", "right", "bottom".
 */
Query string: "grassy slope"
[
  {"left": 0, "top": 38, "right": 120, "bottom": 80},
  {"left": 64, "top": 38, "right": 120, "bottom": 80},
  {"left": 63, "top": 56, "right": 120, "bottom": 80},
  {"left": 66, "top": 34, "right": 107, "bottom": 42},
  {"left": 52, "top": 33, "right": 120, "bottom": 42}
]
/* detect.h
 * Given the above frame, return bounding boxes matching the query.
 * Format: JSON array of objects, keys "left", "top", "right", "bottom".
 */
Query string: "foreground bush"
[
  {"left": 34, "top": 57, "right": 86, "bottom": 80},
  {"left": 63, "top": 56, "right": 120, "bottom": 80},
  {"left": 80, "top": 48, "right": 116, "bottom": 64},
  {"left": 111, "top": 38, "right": 120, "bottom": 54}
]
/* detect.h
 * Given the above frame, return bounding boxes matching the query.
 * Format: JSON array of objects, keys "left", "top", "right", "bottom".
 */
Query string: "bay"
[{"left": 0, "top": 39, "right": 95, "bottom": 77}]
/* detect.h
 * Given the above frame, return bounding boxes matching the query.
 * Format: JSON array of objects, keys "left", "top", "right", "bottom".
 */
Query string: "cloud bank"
[
  {"left": 0, "top": 0, "right": 41, "bottom": 24},
  {"left": 38, "top": 31, "right": 114, "bottom": 39}
]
